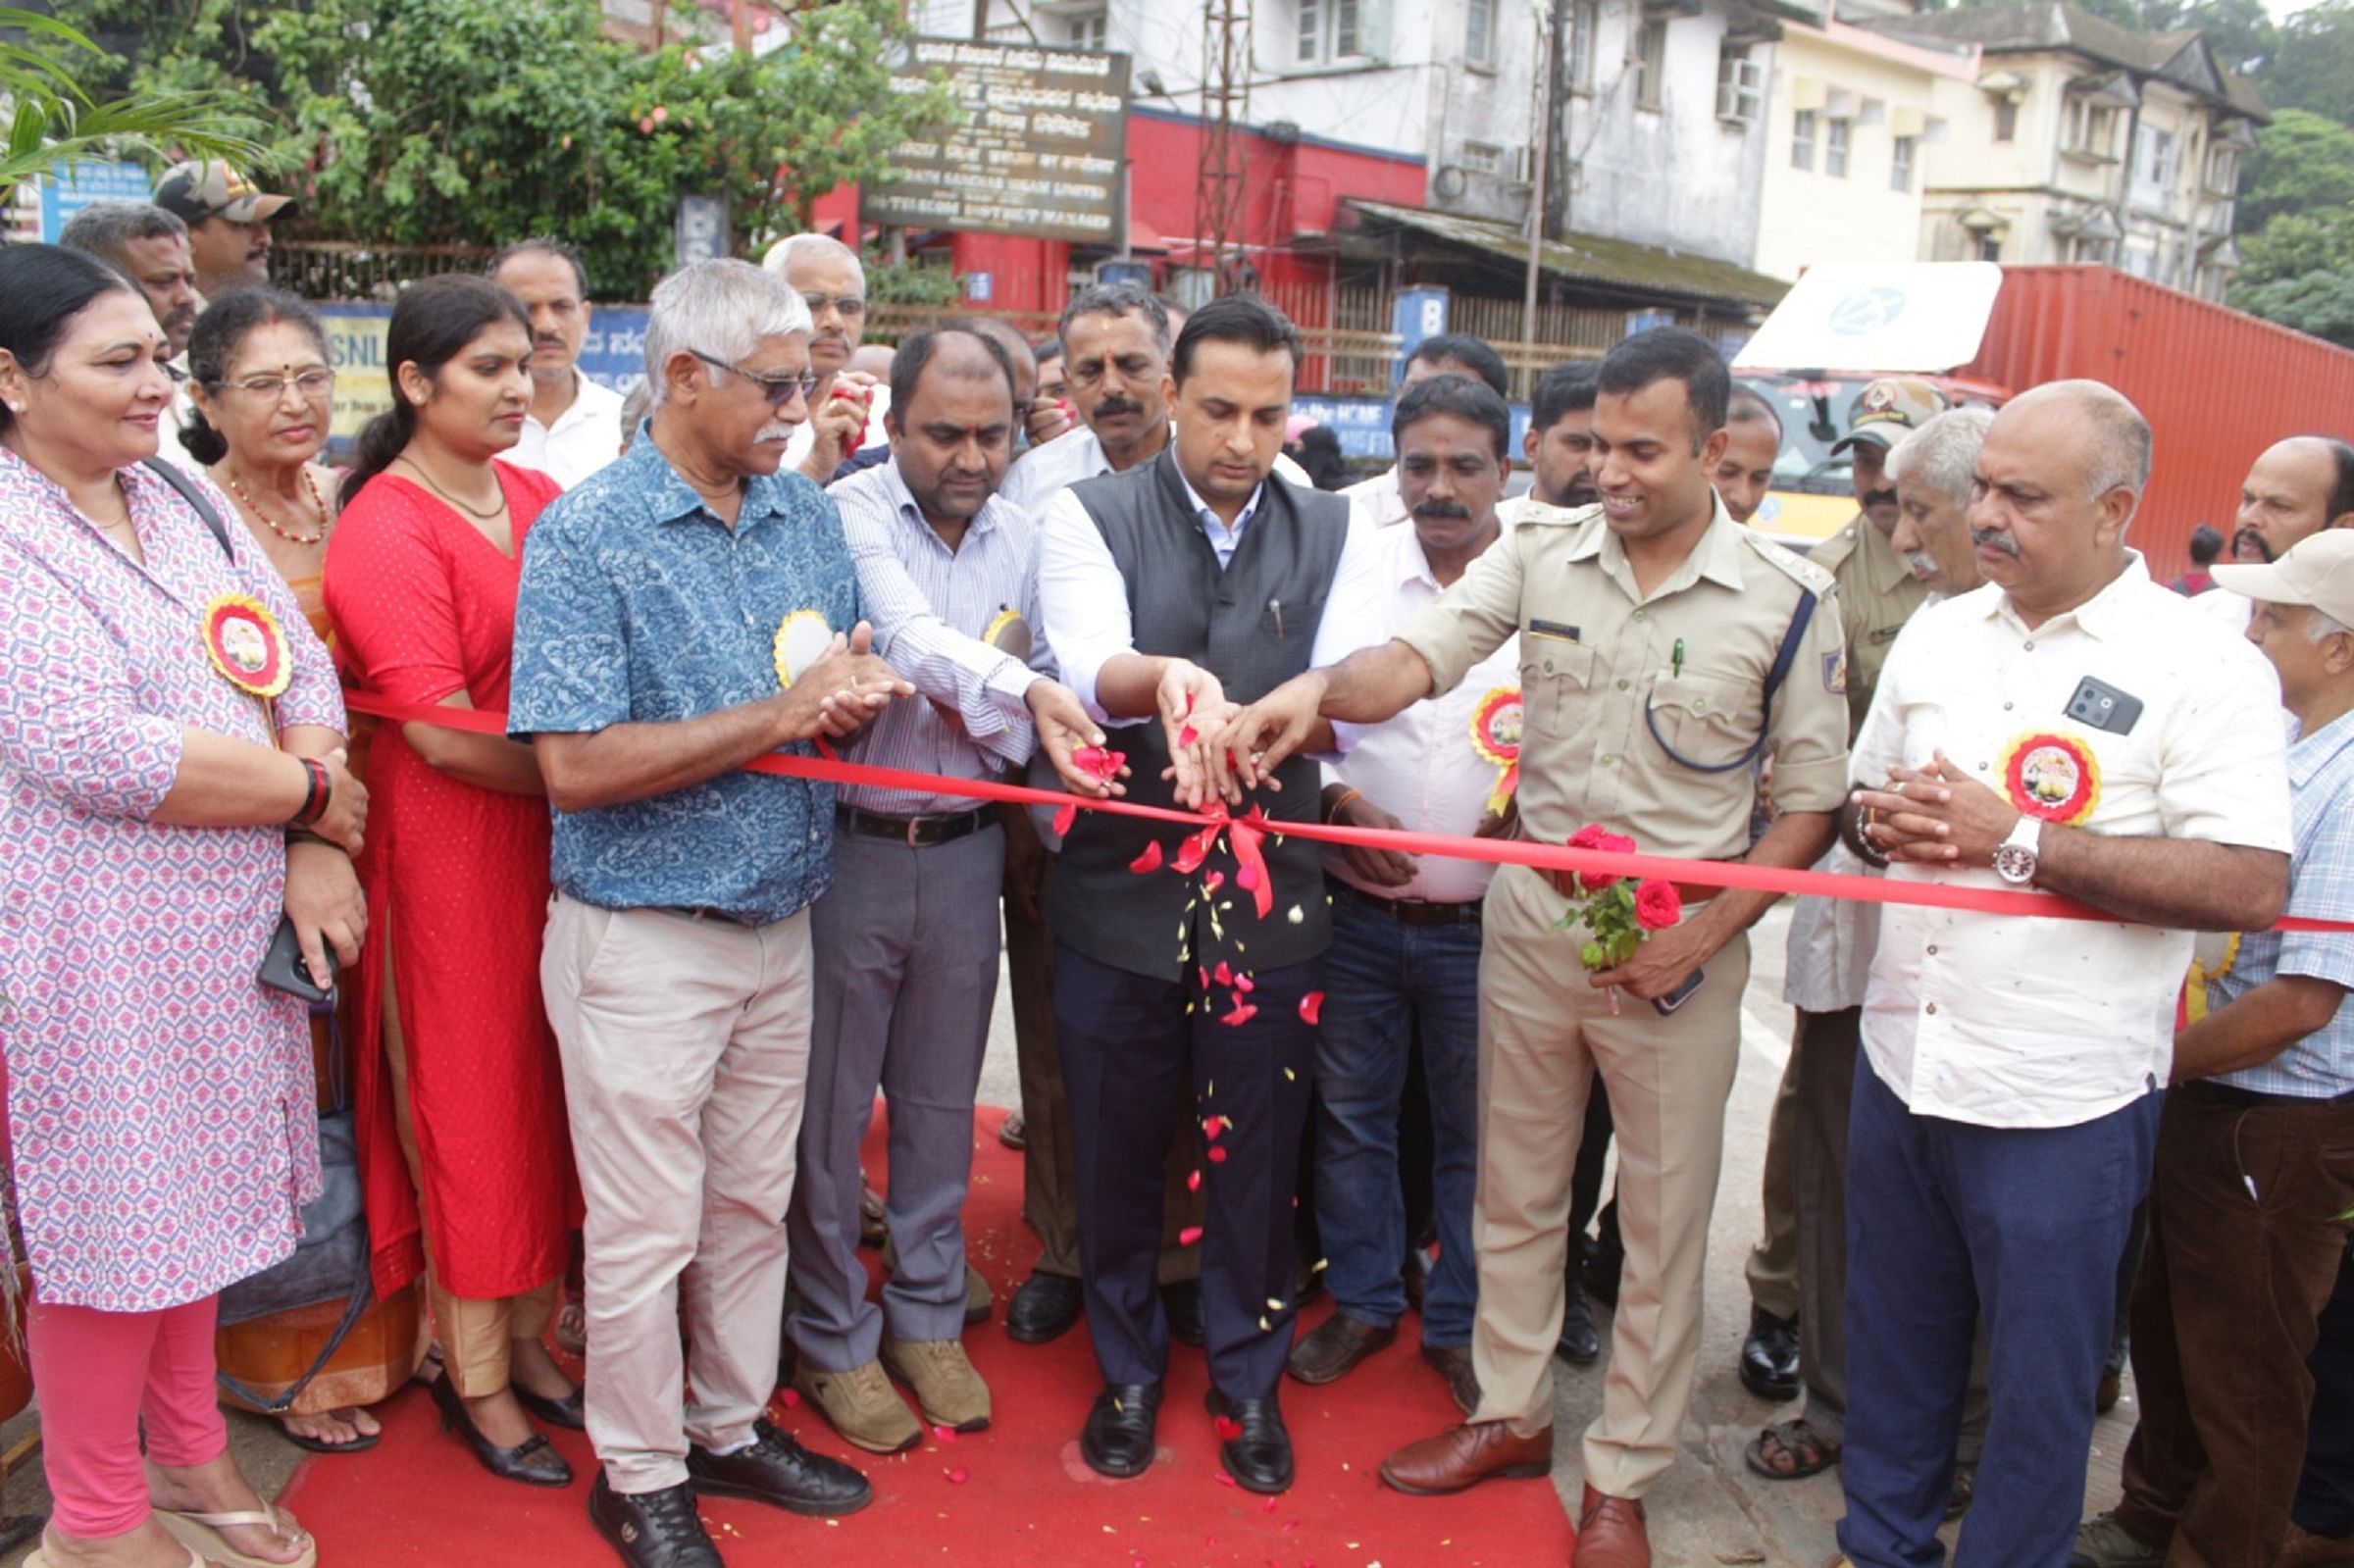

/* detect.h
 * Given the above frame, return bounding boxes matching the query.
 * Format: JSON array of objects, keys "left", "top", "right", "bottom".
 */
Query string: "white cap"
[{"left": 2213, "top": 530, "right": 2354, "bottom": 627}]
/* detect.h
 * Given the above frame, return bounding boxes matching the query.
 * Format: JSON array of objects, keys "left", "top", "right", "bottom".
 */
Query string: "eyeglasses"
[
  {"left": 691, "top": 350, "right": 818, "bottom": 407},
  {"left": 213, "top": 369, "right": 335, "bottom": 401},
  {"left": 799, "top": 292, "right": 867, "bottom": 321}
]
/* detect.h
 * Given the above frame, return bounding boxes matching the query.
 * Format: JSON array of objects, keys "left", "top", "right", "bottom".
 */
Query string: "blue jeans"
[
  {"left": 1837, "top": 1052, "right": 2160, "bottom": 1568},
  {"left": 1312, "top": 890, "right": 1483, "bottom": 1346}
]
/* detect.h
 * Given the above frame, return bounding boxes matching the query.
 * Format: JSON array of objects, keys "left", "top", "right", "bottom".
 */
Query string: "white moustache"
[{"left": 756, "top": 422, "right": 801, "bottom": 443}]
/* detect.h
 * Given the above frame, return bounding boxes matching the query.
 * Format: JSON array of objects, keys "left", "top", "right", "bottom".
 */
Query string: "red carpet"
[{"left": 280, "top": 1107, "right": 1574, "bottom": 1566}]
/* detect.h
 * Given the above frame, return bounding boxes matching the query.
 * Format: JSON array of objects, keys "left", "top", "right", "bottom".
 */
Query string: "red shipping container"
[{"left": 1962, "top": 267, "right": 2354, "bottom": 581}]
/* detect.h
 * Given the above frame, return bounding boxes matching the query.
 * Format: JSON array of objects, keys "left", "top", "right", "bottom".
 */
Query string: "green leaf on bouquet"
[{"left": 1581, "top": 940, "right": 1606, "bottom": 969}]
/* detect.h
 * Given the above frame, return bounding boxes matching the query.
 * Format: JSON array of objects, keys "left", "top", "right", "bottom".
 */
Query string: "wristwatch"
[{"left": 1993, "top": 815, "right": 2043, "bottom": 885}]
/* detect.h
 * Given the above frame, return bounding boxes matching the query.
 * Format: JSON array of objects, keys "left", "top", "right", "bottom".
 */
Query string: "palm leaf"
[{"left": 0, "top": 10, "right": 272, "bottom": 195}]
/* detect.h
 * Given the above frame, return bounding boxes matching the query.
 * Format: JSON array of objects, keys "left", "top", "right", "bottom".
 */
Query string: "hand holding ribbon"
[{"left": 794, "top": 621, "right": 913, "bottom": 739}]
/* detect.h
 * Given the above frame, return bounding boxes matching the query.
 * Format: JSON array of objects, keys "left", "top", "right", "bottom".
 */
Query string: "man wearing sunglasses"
[{"left": 762, "top": 233, "right": 890, "bottom": 485}]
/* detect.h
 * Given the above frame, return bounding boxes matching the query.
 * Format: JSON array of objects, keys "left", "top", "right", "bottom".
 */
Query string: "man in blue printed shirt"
[
  {"left": 510, "top": 258, "right": 912, "bottom": 1568},
  {"left": 2074, "top": 530, "right": 2354, "bottom": 1568}
]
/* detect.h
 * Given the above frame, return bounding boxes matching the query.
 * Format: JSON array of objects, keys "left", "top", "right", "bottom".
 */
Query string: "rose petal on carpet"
[{"left": 279, "top": 1105, "right": 1576, "bottom": 1565}]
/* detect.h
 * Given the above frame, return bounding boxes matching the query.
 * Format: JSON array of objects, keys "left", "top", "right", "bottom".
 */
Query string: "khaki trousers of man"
[
  {"left": 542, "top": 895, "right": 813, "bottom": 1495},
  {"left": 1469, "top": 864, "right": 1749, "bottom": 1499},
  {"left": 382, "top": 949, "right": 556, "bottom": 1396},
  {"left": 1745, "top": 1054, "right": 1802, "bottom": 1321},
  {"left": 1007, "top": 857, "right": 1204, "bottom": 1283}
]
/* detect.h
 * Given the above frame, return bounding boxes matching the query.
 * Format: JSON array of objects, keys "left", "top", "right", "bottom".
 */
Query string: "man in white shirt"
[
  {"left": 492, "top": 238, "right": 624, "bottom": 489},
  {"left": 1281, "top": 375, "right": 1520, "bottom": 1413},
  {"left": 763, "top": 234, "right": 890, "bottom": 483},
  {"left": 2202, "top": 437, "right": 2354, "bottom": 632},
  {"left": 1828, "top": 381, "right": 2295, "bottom": 1568},
  {"left": 1340, "top": 334, "right": 1510, "bottom": 532}
]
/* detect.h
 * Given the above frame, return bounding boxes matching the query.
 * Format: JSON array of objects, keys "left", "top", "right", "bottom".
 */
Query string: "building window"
[
  {"left": 2132, "top": 125, "right": 2178, "bottom": 204},
  {"left": 2064, "top": 96, "right": 2121, "bottom": 160},
  {"left": 1825, "top": 117, "right": 1852, "bottom": 177},
  {"left": 1065, "top": 7, "right": 1107, "bottom": 50},
  {"left": 1296, "top": 0, "right": 1362, "bottom": 63},
  {"left": 1978, "top": 233, "right": 2003, "bottom": 263},
  {"left": 1993, "top": 98, "right": 2018, "bottom": 142},
  {"left": 1635, "top": 19, "right": 1668, "bottom": 110},
  {"left": 1792, "top": 108, "right": 1817, "bottom": 171},
  {"left": 1466, "top": 0, "right": 1496, "bottom": 65},
  {"left": 2206, "top": 145, "right": 2240, "bottom": 195},
  {"left": 1459, "top": 139, "right": 1504, "bottom": 174},
  {"left": 1891, "top": 133, "right": 1918, "bottom": 191},
  {"left": 1715, "top": 44, "right": 1762, "bottom": 126},
  {"left": 1569, "top": 0, "right": 1598, "bottom": 90}
]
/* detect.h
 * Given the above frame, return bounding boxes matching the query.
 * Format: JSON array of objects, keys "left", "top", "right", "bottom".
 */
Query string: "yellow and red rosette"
[
  {"left": 2181, "top": 931, "right": 2242, "bottom": 1025},
  {"left": 200, "top": 593, "right": 291, "bottom": 699},
  {"left": 1469, "top": 684, "right": 1523, "bottom": 816},
  {"left": 772, "top": 608, "right": 834, "bottom": 689},
  {"left": 2000, "top": 731, "right": 2101, "bottom": 827}
]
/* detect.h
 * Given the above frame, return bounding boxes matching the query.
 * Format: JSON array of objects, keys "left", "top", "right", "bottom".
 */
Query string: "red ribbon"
[{"left": 341, "top": 689, "right": 2354, "bottom": 935}]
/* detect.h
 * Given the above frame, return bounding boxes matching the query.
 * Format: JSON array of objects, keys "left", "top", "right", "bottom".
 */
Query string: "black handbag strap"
[
  {"left": 141, "top": 456, "right": 239, "bottom": 560},
  {"left": 214, "top": 1273, "right": 378, "bottom": 1415}
]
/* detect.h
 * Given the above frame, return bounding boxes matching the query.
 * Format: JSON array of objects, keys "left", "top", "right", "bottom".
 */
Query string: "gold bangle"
[{"left": 1326, "top": 787, "right": 1363, "bottom": 824}]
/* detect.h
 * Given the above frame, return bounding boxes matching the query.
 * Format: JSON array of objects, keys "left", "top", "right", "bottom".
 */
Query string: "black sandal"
[
  {"left": 277, "top": 1412, "right": 382, "bottom": 1454},
  {"left": 1745, "top": 1417, "right": 1841, "bottom": 1481}
]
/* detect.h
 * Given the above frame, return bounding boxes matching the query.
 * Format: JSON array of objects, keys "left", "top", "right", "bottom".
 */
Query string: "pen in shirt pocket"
[{"left": 1268, "top": 597, "right": 1285, "bottom": 637}]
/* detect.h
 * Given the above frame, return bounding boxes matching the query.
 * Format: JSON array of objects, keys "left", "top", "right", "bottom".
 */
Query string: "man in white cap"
[
  {"left": 152, "top": 160, "right": 295, "bottom": 300},
  {"left": 2073, "top": 529, "right": 2354, "bottom": 1568}
]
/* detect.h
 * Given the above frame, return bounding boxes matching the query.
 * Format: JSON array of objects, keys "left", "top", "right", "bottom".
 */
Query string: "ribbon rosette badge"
[
  {"left": 772, "top": 609, "right": 834, "bottom": 689},
  {"left": 983, "top": 606, "right": 1033, "bottom": 661},
  {"left": 1468, "top": 685, "right": 1522, "bottom": 815},
  {"left": 2000, "top": 731, "right": 2101, "bottom": 827},
  {"left": 1554, "top": 823, "right": 1682, "bottom": 1013},
  {"left": 200, "top": 593, "right": 291, "bottom": 699}
]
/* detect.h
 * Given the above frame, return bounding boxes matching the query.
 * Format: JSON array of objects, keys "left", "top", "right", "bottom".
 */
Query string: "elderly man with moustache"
[
  {"left": 492, "top": 238, "right": 624, "bottom": 489},
  {"left": 511, "top": 258, "right": 911, "bottom": 1568},
  {"left": 787, "top": 323, "right": 1107, "bottom": 1453},
  {"left": 1826, "top": 381, "right": 2294, "bottom": 1568},
  {"left": 1748, "top": 408, "right": 1998, "bottom": 1505},
  {"left": 761, "top": 234, "right": 888, "bottom": 485},
  {"left": 2070, "top": 530, "right": 2354, "bottom": 1568}
]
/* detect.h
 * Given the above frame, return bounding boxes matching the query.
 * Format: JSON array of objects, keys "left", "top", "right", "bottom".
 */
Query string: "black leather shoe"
[
  {"left": 430, "top": 1371, "right": 572, "bottom": 1487},
  {"left": 688, "top": 1417, "right": 871, "bottom": 1517},
  {"left": 1556, "top": 1277, "right": 1601, "bottom": 1366},
  {"left": 588, "top": 1474, "right": 721, "bottom": 1568},
  {"left": 1081, "top": 1383, "right": 1162, "bottom": 1479},
  {"left": 1162, "top": 1280, "right": 1206, "bottom": 1347},
  {"left": 518, "top": 1383, "right": 588, "bottom": 1431},
  {"left": 1204, "top": 1388, "right": 1295, "bottom": 1494},
  {"left": 1582, "top": 1227, "right": 1624, "bottom": 1312},
  {"left": 1006, "top": 1271, "right": 1085, "bottom": 1345},
  {"left": 1739, "top": 1305, "right": 1801, "bottom": 1401}
]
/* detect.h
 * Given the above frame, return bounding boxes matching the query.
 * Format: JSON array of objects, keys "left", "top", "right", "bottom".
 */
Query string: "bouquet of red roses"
[{"left": 1555, "top": 824, "right": 1684, "bottom": 1010}]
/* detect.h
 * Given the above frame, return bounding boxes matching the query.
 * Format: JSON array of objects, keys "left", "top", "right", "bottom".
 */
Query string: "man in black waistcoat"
[{"left": 1035, "top": 295, "right": 1356, "bottom": 1493}]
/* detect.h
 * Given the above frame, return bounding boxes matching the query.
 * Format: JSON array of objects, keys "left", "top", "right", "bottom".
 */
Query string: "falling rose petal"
[
  {"left": 933, "top": 1424, "right": 958, "bottom": 1442},
  {"left": 1262, "top": 1496, "right": 1278, "bottom": 1514},
  {"left": 1299, "top": 990, "right": 1325, "bottom": 1026},
  {"left": 1212, "top": 962, "right": 1234, "bottom": 987},
  {"left": 946, "top": 1466, "right": 969, "bottom": 1484},
  {"left": 1203, "top": 1115, "right": 1227, "bottom": 1140},
  {"left": 1220, "top": 1003, "right": 1256, "bottom": 1028},
  {"left": 1207, "top": 1144, "right": 1230, "bottom": 1163},
  {"left": 1129, "top": 840, "right": 1164, "bottom": 874},
  {"left": 1187, "top": 1169, "right": 1203, "bottom": 1192},
  {"left": 1180, "top": 1226, "right": 1204, "bottom": 1246},
  {"left": 1199, "top": 965, "right": 1209, "bottom": 989},
  {"left": 1052, "top": 802, "right": 1078, "bottom": 836},
  {"left": 1214, "top": 1415, "right": 1243, "bottom": 1442},
  {"left": 1203, "top": 871, "right": 1225, "bottom": 893},
  {"left": 1233, "top": 972, "right": 1255, "bottom": 993},
  {"left": 1213, "top": 1471, "right": 1237, "bottom": 1487}
]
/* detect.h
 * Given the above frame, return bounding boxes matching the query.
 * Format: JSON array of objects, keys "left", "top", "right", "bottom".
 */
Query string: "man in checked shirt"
[{"left": 785, "top": 323, "right": 1106, "bottom": 1455}]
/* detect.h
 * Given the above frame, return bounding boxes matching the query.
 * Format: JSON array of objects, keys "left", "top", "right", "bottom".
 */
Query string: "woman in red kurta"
[{"left": 324, "top": 276, "right": 580, "bottom": 1490}]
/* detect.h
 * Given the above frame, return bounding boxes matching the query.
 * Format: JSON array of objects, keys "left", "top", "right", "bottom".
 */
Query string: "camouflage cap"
[
  {"left": 153, "top": 161, "right": 296, "bottom": 226},
  {"left": 1831, "top": 376, "right": 1949, "bottom": 455}
]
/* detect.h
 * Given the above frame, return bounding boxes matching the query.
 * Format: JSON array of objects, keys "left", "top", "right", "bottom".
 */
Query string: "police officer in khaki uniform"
[
  {"left": 1737, "top": 377, "right": 1947, "bottom": 1405},
  {"left": 1212, "top": 329, "right": 1851, "bottom": 1568}
]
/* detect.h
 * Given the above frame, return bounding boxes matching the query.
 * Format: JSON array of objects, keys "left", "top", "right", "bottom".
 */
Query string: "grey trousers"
[
  {"left": 1794, "top": 1005, "right": 1987, "bottom": 1461},
  {"left": 788, "top": 825, "right": 1004, "bottom": 1371}
]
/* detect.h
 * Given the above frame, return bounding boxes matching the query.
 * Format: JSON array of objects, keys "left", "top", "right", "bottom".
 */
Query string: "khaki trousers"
[
  {"left": 382, "top": 941, "right": 556, "bottom": 1398},
  {"left": 1469, "top": 865, "right": 1749, "bottom": 1499},
  {"left": 1745, "top": 1047, "right": 1802, "bottom": 1321},
  {"left": 542, "top": 896, "right": 813, "bottom": 1494}
]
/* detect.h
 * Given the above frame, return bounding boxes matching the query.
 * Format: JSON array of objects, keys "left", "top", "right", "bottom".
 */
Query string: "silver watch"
[{"left": 1993, "top": 815, "right": 2043, "bottom": 885}]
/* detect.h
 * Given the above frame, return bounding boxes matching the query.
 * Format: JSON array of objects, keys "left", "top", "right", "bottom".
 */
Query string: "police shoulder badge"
[
  {"left": 1468, "top": 685, "right": 1523, "bottom": 815},
  {"left": 773, "top": 609, "right": 834, "bottom": 688},
  {"left": 2000, "top": 731, "right": 2101, "bottom": 827},
  {"left": 201, "top": 593, "right": 291, "bottom": 699},
  {"left": 1822, "top": 648, "right": 1848, "bottom": 694}
]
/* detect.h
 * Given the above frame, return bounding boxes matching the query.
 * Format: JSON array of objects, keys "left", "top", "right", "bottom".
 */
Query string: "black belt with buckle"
[
  {"left": 835, "top": 803, "right": 990, "bottom": 848},
  {"left": 1332, "top": 881, "right": 1484, "bottom": 927}
]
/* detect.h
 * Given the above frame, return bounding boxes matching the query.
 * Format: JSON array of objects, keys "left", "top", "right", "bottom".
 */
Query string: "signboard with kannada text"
[
  {"left": 865, "top": 38, "right": 1128, "bottom": 246},
  {"left": 38, "top": 160, "right": 154, "bottom": 243},
  {"left": 317, "top": 303, "right": 653, "bottom": 452}
]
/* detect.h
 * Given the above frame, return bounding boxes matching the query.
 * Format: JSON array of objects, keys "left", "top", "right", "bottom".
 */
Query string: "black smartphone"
[
  {"left": 2066, "top": 677, "right": 2144, "bottom": 736},
  {"left": 257, "top": 916, "right": 336, "bottom": 1007},
  {"left": 1653, "top": 967, "right": 1706, "bottom": 1016}
]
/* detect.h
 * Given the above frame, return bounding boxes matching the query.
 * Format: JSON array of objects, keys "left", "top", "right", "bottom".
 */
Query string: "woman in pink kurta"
[
  {"left": 0, "top": 247, "right": 355, "bottom": 1564},
  {"left": 322, "top": 275, "right": 580, "bottom": 1491}
]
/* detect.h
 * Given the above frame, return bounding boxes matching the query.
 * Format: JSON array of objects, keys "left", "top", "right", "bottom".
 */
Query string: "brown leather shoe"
[
  {"left": 1285, "top": 1313, "right": 1397, "bottom": 1386},
  {"left": 1573, "top": 1483, "right": 1650, "bottom": 1568},
  {"left": 1378, "top": 1420, "right": 1552, "bottom": 1495},
  {"left": 1420, "top": 1343, "right": 1479, "bottom": 1416}
]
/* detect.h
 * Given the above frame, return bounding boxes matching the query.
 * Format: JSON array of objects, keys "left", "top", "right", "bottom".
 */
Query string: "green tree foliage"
[
  {"left": 2253, "top": 0, "right": 2354, "bottom": 123},
  {"left": 2229, "top": 269, "right": 2354, "bottom": 348},
  {"left": 2238, "top": 109, "right": 2354, "bottom": 230},
  {"left": 2226, "top": 109, "right": 2354, "bottom": 347},
  {"left": 0, "top": 8, "right": 262, "bottom": 194},
  {"left": 47, "top": 0, "right": 957, "bottom": 298}
]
